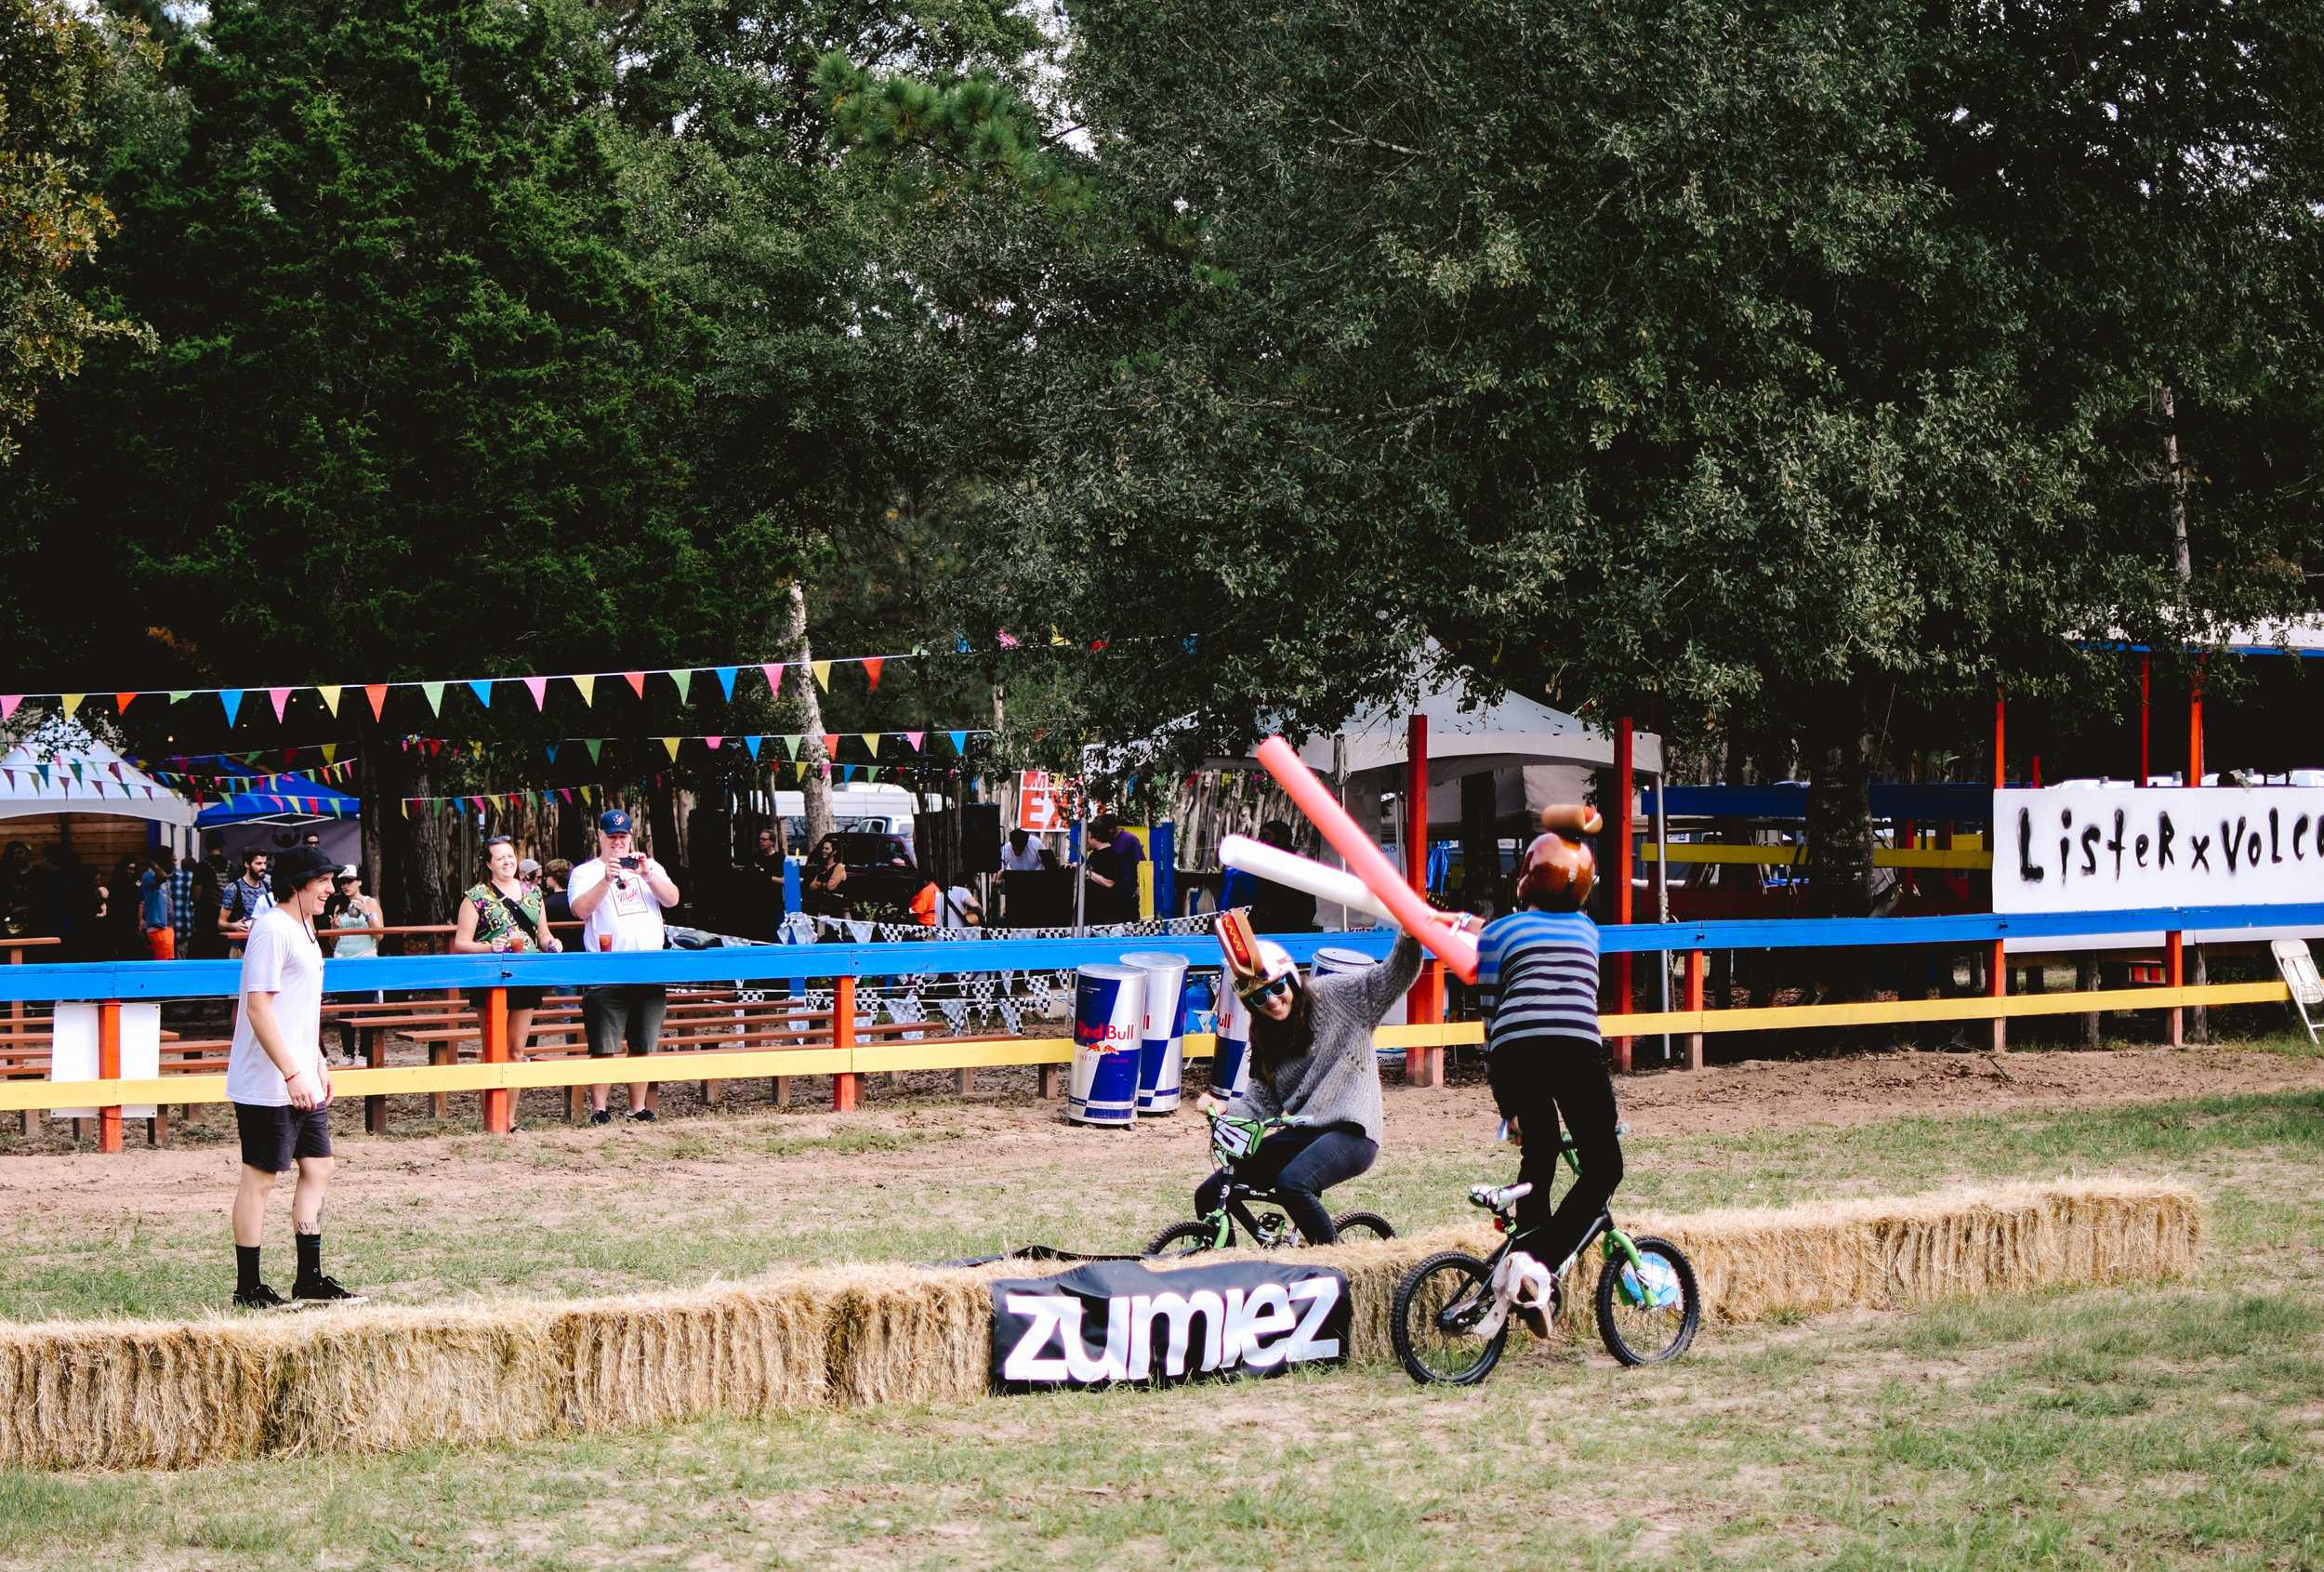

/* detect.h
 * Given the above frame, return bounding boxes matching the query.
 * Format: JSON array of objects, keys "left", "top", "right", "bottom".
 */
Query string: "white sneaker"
[
  {"left": 1508, "top": 1250, "right": 1557, "bottom": 1339},
  {"left": 1472, "top": 1253, "right": 1519, "bottom": 1341}
]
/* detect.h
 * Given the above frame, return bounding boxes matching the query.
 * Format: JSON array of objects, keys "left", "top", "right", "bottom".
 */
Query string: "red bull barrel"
[
  {"left": 1119, "top": 951, "right": 1190, "bottom": 1115},
  {"left": 1068, "top": 964, "right": 1145, "bottom": 1126},
  {"left": 1210, "top": 974, "right": 1253, "bottom": 1100}
]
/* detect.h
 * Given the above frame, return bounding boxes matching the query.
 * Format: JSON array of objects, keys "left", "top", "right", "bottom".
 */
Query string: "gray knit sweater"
[{"left": 1223, "top": 933, "right": 1422, "bottom": 1145}]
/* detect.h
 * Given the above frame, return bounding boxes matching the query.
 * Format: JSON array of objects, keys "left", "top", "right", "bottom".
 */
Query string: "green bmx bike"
[
  {"left": 1142, "top": 1110, "right": 1396, "bottom": 1257},
  {"left": 1392, "top": 1123, "right": 1700, "bottom": 1384}
]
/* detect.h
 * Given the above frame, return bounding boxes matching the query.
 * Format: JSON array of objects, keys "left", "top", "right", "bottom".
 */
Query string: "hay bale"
[
  {"left": 826, "top": 1264, "right": 1001, "bottom": 1407},
  {"left": 265, "top": 1305, "right": 563, "bottom": 1457},
  {"left": 550, "top": 1275, "right": 839, "bottom": 1432},
  {"left": 0, "top": 1317, "right": 272, "bottom": 1470}
]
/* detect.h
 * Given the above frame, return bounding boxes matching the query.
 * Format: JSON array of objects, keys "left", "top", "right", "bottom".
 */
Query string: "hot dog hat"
[
  {"left": 1515, "top": 803, "right": 1604, "bottom": 909},
  {"left": 1215, "top": 909, "right": 1300, "bottom": 1000}
]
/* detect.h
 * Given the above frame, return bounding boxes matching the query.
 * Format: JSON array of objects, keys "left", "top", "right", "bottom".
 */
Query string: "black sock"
[
  {"left": 295, "top": 1232, "right": 321, "bottom": 1283},
  {"left": 236, "top": 1245, "right": 261, "bottom": 1295}
]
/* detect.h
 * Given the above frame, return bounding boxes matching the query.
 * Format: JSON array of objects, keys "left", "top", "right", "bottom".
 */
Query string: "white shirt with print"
[
  {"left": 227, "top": 907, "right": 325, "bottom": 1106},
  {"left": 569, "top": 856, "right": 670, "bottom": 953}
]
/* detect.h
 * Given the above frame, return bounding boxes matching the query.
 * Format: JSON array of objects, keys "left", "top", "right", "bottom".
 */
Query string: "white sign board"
[
  {"left": 49, "top": 1001, "right": 161, "bottom": 1120},
  {"left": 1994, "top": 787, "right": 2324, "bottom": 950}
]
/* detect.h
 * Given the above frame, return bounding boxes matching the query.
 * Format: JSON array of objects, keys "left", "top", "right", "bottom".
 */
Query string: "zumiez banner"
[
  {"left": 1994, "top": 786, "right": 2324, "bottom": 914},
  {"left": 991, "top": 1258, "right": 1350, "bottom": 1392}
]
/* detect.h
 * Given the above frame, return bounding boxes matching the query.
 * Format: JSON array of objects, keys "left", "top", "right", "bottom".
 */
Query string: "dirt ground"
[{"left": 1, "top": 1043, "right": 2314, "bottom": 1254}]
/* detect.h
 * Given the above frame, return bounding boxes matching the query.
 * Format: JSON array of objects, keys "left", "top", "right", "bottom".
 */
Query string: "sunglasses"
[{"left": 1241, "top": 973, "right": 1297, "bottom": 1004}]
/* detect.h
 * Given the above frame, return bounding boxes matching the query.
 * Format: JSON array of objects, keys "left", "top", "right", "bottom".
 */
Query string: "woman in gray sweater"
[{"left": 1195, "top": 927, "right": 1433, "bottom": 1244}]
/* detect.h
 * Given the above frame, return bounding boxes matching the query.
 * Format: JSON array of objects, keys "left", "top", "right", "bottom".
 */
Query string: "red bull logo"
[{"left": 1074, "top": 1020, "right": 1140, "bottom": 1050}]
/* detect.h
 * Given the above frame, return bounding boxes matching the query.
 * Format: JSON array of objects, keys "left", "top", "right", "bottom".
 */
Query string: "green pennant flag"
[
  {"left": 669, "top": 668, "right": 694, "bottom": 703},
  {"left": 584, "top": 738, "right": 603, "bottom": 764},
  {"left": 420, "top": 681, "right": 446, "bottom": 716},
  {"left": 780, "top": 733, "right": 802, "bottom": 760}
]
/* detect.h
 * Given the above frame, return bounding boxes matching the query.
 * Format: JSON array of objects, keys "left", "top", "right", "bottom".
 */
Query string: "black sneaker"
[
  {"left": 628, "top": 1108, "right": 655, "bottom": 1123},
  {"left": 233, "top": 1282, "right": 287, "bottom": 1311},
  {"left": 589, "top": 1109, "right": 613, "bottom": 1126},
  {"left": 293, "top": 1275, "right": 367, "bottom": 1305}
]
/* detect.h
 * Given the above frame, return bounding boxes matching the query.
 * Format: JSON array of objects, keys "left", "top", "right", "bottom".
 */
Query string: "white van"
[{"left": 772, "top": 785, "right": 944, "bottom": 847}]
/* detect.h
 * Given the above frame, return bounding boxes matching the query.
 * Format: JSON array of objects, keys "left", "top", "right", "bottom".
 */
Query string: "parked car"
[{"left": 830, "top": 831, "right": 921, "bottom": 917}]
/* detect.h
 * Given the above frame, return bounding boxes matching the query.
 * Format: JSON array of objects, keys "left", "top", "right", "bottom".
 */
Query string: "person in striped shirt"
[{"left": 1474, "top": 805, "right": 1623, "bottom": 1333}]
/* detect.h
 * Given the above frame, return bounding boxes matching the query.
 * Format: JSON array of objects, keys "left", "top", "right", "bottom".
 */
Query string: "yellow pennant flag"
[
  {"left": 316, "top": 685, "right": 343, "bottom": 717},
  {"left": 660, "top": 737, "right": 682, "bottom": 761},
  {"left": 862, "top": 733, "right": 881, "bottom": 757},
  {"left": 400, "top": 800, "right": 410, "bottom": 819},
  {"left": 61, "top": 694, "right": 85, "bottom": 717},
  {"left": 321, "top": 744, "right": 339, "bottom": 764},
  {"left": 572, "top": 673, "right": 597, "bottom": 707},
  {"left": 811, "top": 661, "right": 832, "bottom": 692},
  {"left": 582, "top": 785, "right": 597, "bottom": 805}
]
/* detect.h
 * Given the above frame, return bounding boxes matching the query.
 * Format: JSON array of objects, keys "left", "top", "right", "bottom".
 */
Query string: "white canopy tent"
[{"left": 0, "top": 720, "right": 197, "bottom": 854}]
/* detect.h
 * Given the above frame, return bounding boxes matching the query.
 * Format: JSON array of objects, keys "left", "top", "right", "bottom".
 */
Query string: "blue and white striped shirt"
[{"left": 1476, "top": 909, "right": 1601, "bottom": 1054}]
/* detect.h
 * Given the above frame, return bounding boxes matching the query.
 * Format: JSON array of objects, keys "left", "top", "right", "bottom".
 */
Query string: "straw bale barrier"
[{"left": 0, "top": 1178, "right": 2199, "bottom": 1471}]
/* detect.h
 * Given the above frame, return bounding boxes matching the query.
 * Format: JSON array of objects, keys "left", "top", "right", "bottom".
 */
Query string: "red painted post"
[
  {"left": 1990, "top": 692, "right": 2007, "bottom": 1051},
  {"left": 98, "top": 999, "right": 123, "bottom": 1155},
  {"left": 1609, "top": 717, "right": 1634, "bottom": 1073},
  {"left": 2188, "top": 661, "right": 2205, "bottom": 785},
  {"left": 2030, "top": 755, "right": 2042, "bottom": 789},
  {"left": 2164, "top": 930, "right": 2185, "bottom": 1048},
  {"left": 2139, "top": 655, "right": 2151, "bottom": 784},
  {"left": 1993, "top": 689, "right": 2006, "bottom": 786},
  {"left": 1403, "top": 714, "right": 1445, "bottom": 1088},
  {"left": 1683, "top": 948, "right": 1706, "bottom": 1072},
  {"left": 832, "top": 975, "right": 859, "bottom": 1111},
  {"left": 482, "top": 986, "right": 511, "bottom": 1134}
]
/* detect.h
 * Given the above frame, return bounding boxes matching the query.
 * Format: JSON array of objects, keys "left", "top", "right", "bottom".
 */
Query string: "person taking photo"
[{"left": 566, "top": 810, "right": 679, "bottom": 1124}]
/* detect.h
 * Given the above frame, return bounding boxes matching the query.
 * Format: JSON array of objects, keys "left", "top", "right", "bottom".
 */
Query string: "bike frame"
[{"left": 1472, "top": 1135, "right": 1653, "bottom": 1305}]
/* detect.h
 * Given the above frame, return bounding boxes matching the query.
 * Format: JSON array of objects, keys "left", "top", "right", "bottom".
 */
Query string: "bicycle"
[
  {"left": 1391, "top": 1122, "right": 1699, "bottom": 1384},
  {"left": 1142, "top": 1109, "right": 1396, "bottom": 1257}
]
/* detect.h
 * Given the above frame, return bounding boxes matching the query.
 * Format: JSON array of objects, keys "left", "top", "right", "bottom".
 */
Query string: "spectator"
[
  {"left": 1221, "top": 819, "right": 1320, "bottom": 934},
  {"left": 186, "top": 864, "right": 227, "bottom": 960},
  {"left": 750, "top": 826, "right": 786, "bottom": 931},
  {"left": 452, "top": 836, "right": 561, "bottom": 1130},
  {"left": 71, "top": 866, "right": 113, "bottom": 962},
  {"left": 801, "top": 834, "right": 848, "bottom": 918},
  {"left": 169, "top": 850, "right": 198, "bottom": 957},
  {"left": 1086, "top": 813, "right": 1144, "bottom": 925},
  {"left": 226, "top": 844, "right": 362, "bottom": 1309},
  {"left": 221, "top": 850, "right": 274, "bottom": 952},
  {"left": 139, "top": 851, "right": 177, "bottom": 958},
  {"left": 301, "top": 832, "right": 323, "bottom": 851},
  {"left": 542, "top": 859, "right": 574, "bottom": 927},
  {"left": 323, "top": 868, "right": 384, "bottom": 1063},
  {"left": 0, "top": 840, "right": 33, "bottom": 938},
  {"left": 998, "top": 829, "right": 1046, "bottom": 872},
  {"left": 517, "top": 856, "right": 542, "bottom": 893},
  {"left": 937, "top": 872, "right": 983, "bottom": 932},
  {"left": 567, "top": 809, "right": 679, "bottom": 1125}
]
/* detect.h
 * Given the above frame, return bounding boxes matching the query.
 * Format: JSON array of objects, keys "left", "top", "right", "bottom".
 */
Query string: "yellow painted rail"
[
  {"left": 6, "top": 980, "right": 2290, "bottom": 1116},
  {"left": 1640, "top": 844, "right": 1995, "bottom": 870}
]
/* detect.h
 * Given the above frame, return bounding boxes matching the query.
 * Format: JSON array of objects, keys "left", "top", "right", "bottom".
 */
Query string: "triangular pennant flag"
[
  {"left": 862, "top": 733, "right": 881, "bottom": 757},
  {"left": 744, "top": 735, "right": 763, "bottom": 760},
  {"left": 658, "top": 737, "right": 680, "bottom": 760},
  {"left": 583, "top": 785, "right": 597, "bottom": 805},
  {"left": 321, "top": 744, "right": 338, "bottom": 764},
  {"left": 60, "top": 694, "right": 85, "bottom": 717},
  {"left": 584, "top": 739, "right": 603, "bottom": 764},
  {"left": 67, "top": 761, "right": 84, "bottom": 783},
  {"left": 167, "top": 691, "right": 191, "bottom": 705},
  {"left": 714, "top": 667, "right": 737, "bottom": 701},
  {"left": 781, "top": 734, "right": 802, "bottom": 760},
  {"left": 669, "top": 668, "right": 694, "bottom": 703},
  {"left": 572, "top": 674, "right": 597, "bottom": 707},
  {"left": 420, "top": 681, "right": 446, "bottom": 716},
  {"left": 947, "top": 730, "right": 968, "bottom": 754},
  {"left": 811, "top": 661, "right": 832, "bottom": 692},
  {"left": 523, "top": 677, "right": 548, "bottom": 710},
  {"left": 865, "top": 766, "right": 881, "bottom": 783},
  {"left": 905, "top": 731, "right": 924, "bottom": 752},
  {"left": 34, "top": 765, "right": 48, "bottom": 786},
  {"left": 841, "top": 764, "right": 858, "bottom": 784},
  {"left": 268, "top": 687, "right": 292, "bottom": 722},
  {"left": 0, "top": 698, "right": 21, "bottom": 721},
  {"left": 559, "top": 787, "right": 573, "bottom": 803},
  {"left": 220, "top": 690, "right": 244, "bottom": 726},
  {"left": 107, "top": 761, "right": 122, "bottom": 780},
  {"left": 115, "top": 692, "right": 138, "bottom": 713},
  {"left": 467, "top": 680, "right": 494, "bottom": 709},
  {"left": 760, "top": 662, "right": 786, "bottom": 695},
  {"left": 622, "top": 671, "right": 646, "bottom": 700},
  {"left": 364, "top": 684, "right": 389, "bottom": 720},
  {"left": 863, "top": 657, "right": 884, "bottom": 692},
  {"left": 401, "top": 799, "right": 411, "bottom": 819},
  {"left": 545, "top": 743, "right": 560, "bottom": 763},
  {"left": 317, "top": 685, "right": 342, "bottom": 717},
  {"left": 704, "top": 735, "right": 722, "bottom": 750}
]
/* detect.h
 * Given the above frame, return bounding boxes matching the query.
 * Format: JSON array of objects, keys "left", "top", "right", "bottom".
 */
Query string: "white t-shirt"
[
  {"left": 569, "top": 856, "right": 671, "bottom": 953},
  {"left": 227, "top": 907, "right": 325, "bottom": 1106},
  {"left": 938, "top": 884, "right": 982, "bottom": 932},
  {"left": 998, "top": 840, "right": 1046, "bottom": 872}
]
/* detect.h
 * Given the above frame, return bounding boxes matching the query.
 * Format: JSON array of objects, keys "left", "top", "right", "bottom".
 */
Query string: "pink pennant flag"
[
  {"left": 523, "top": 676, "right": 548, "bottom": 709},
  {"left": 905, "top": 731, "right": 925, "bottom": 752},
  {"left": 268, "top": 687, "right": 293, "bottom": 722},
  {"left": 704, "top": 735, "right": 723, "bottom": 749},
  {"left": 0, "top": 697, "right": 19, "bottom": 721},
  {"left": 760, "top": 662, "right": 786, "bottom": 694},
  {"left": 559, "top": 787, "right": 574, "bottom": 802}
]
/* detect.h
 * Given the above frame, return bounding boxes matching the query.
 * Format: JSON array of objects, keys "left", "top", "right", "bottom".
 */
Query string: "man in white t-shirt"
[
  {"left": 567, "top": 808, "right": 681, "bottom": 1125},
  {"left": 997, "top": 829, "right": 1047, "bottom": 872},
  {"left": 227, "top": 845, "right": 363, "bottom": 1309}
]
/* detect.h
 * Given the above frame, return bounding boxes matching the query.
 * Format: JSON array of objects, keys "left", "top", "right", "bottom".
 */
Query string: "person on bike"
[
  {"left": 1475, "top": 804, "right": 1622, "bottom": 1336},
  {"left": 1192, "top": 909, "right": 1430, "bottom": 1245}
]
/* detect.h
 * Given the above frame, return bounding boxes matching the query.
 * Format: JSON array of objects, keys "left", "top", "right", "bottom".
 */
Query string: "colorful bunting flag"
[
  {"left": 584, "top": 739, "right": 603, "bottom": 764},
  {"left": 862, "top": 733, "right": 881, "bottom": 757},
  {"left": 420, "top": 681, "right": 446, "bottom": 716},
  {"left": 905, "top": 731, "right": 924, "bottom": 751},
  {"left": 744, "top": 735, "right": 763, "bottom": 760},
  {"left": 523, "top": 676, "right": 547, "bottom": 710},
  {"left": 659, "top": 738, "right": 681, "bottom": 760},
  {"left": 623, "top": 671, "right": 646, "bottom": 700},
  {"left": 948, "top": 730, "right": 968, "bottom": 754},
  {"left": 544, "top": 743, "right": 559, "bottom": 763},
  {"left": 863, "top": 657, "right": 884, "bottom": 692},
  {"left": 714, "top": 667, "right": 737, "bottom": 701},
  {"left": 220, "top": 690, "right": 244, "bottom": 726},
  {"left": 669, "top": 668, "right": 694, "bottom": 704},
  {"left": 812, "top": 661, "right": 832, "bottom": 692},
  {"left": 114, "top": 692, "right": 137, "bottom": 713},
  {"left": 322, "top": 744, "right": 338, "bottom": 764},
  {"left": 572, "top": 674, "right": 596, "bottom": 707},
  {"left": 704, "top": 736, "right": 722, "bottom": 750},
  {"left": 781, "top": 733, "right": 802, "bottom": 760},
  {"left": 0, "top": 698, "right": 17, "bottom": 722},
  {"left": 467, "top": 680, "right": 494, "bottom": 709},
  {"left": 364, "top": 684, "right": 389, "bottom": 720},
  {"left": 268, "top": 687, "right": 292, "bottom": 722},
  {"left": 317, "top": 685, "right": 342, "bottom": 717},
  {"left": 59, "top": 694, "right": 84, "bottom": 717}
]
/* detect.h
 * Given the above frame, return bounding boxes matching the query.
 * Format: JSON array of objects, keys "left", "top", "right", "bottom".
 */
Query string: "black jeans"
[
  {"left": 1195, "top": 1122, "right": 1379, "bottom": 1245},
  {"left": 1486, "top": 1038, "right": 1624, "bottom": 1275}
]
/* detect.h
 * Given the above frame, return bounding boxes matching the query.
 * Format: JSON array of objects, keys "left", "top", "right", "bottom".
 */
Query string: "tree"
[
  {"left": 0, "top": 0, "right": 155, "bottom": 465},
  {"left": 825, "top": 0, "right": 2324, "bottom": 911}
]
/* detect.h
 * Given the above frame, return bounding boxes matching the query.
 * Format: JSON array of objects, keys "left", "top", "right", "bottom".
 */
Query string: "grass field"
[{"left": 0, "top": 1049, "right": 2317, "bottom": 1568}]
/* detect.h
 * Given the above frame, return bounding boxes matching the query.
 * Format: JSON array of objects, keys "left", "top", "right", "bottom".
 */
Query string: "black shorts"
[
  {"left": 234, "top": 1101, "right": 333, "bottom": 1172},
  {"left": 465, "top": 985, "right": 548, "bottom": 1015}
]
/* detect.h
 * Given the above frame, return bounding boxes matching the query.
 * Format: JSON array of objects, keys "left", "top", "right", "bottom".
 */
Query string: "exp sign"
[{"left": 1016, "top": 770, "right": 1078, "bottom": 834}]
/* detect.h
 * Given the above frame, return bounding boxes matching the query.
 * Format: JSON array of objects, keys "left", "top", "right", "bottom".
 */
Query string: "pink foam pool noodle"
[{"left": 1254, "top": 736, "right": 1480, "bottom": 983}]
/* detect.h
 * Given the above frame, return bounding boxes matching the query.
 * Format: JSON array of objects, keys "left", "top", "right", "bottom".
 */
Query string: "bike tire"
[
  {"left": 1594, "top": 1235, "right": 1701, "bottom": 1367},
  {"left": 1391, "top": 1250, "right": 1507, "bottom": 1386},
  {"left": 1142, "top": 1220, "right": 1219, "bottom": 1259},
  {"left": 1328, "top": 1210, "right": 1395, "bottom": 1244}
]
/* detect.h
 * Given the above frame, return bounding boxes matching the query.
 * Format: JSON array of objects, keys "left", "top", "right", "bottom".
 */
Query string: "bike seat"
[{"left": 1469, "top": 1182, "right": 1533, "bottom": 1210}]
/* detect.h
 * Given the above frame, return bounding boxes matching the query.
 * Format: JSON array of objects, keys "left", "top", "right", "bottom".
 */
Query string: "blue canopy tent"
[{"left": 192, "top": 775, "right": 358, "bottom": 827}]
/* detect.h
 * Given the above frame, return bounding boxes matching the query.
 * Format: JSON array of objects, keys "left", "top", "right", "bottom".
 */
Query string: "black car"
[{"left": 832, "top": 831, "right": 921, "bottom": 915}]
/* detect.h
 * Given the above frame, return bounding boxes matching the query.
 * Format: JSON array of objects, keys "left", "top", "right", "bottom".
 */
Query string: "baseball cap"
[
  {"left": 599, "top": 809, "right": 634, "bottom": 834},
  {"left": 336, "top": 865, "right": 360, "bottom": 881},
  {"left": 271, "top": 844, "right": 338, "bottom": 899},
  {"left": 517, "top": 857, "right": 541, "bottom": 877}
]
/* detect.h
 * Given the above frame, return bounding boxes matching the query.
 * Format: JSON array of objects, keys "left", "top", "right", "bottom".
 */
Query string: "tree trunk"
[
  {"left": 1459, "top": 769, "right": 1500, "bottom": 917},
  {"left": 783, "top": 580, "right": 836, "bottom": 847}
]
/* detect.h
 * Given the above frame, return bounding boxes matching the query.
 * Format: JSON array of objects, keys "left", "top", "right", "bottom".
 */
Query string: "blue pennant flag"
[
  {"left": 468, "top": 680, "right": 494, "bottom": 708},
  {"left": 947, "top": 730, "right": 968, "bottom": 755},
  {"left": 714, "top": 666, "right": 738, "bottom": 701},
  {"left": 744, "top": 734, "right": 763, "bottom": 760}
]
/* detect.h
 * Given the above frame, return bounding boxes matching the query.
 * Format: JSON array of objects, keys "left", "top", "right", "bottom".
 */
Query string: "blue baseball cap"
[{"left": 598, "top": 809, "right": 634, "bottom": 834}]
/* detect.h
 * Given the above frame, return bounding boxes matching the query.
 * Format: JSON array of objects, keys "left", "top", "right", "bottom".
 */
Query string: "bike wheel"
[
  {"left": 1328, "top": 1210, "right": 1395, "bottom": 1244},
  {"left": 1392, "top": 1251, "right": 1508, "bottom": 1386},
  {"left": 1142, "top": 1220, "right": 1219, "bottom": 1259},
  {"left": 1594, "top": 1235, "right": 1701, "bottom": 1367}
]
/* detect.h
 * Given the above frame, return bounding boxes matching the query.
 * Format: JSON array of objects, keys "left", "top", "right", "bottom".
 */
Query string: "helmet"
[
  {"left": 1515, "top": 804, "right": 1603, "bottom": 910},
  {"left": 1216, "top": 910, "right": 1301, "bottom": 1000}
]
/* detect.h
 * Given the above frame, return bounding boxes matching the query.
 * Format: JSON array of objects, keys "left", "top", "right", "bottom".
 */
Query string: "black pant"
[
  {"left": 1195, "top": 1122, "right": 1379, "bottom": 1245},
  {"left": 1486, "top": 1038, "right": 1624, "bottom": 1274}
]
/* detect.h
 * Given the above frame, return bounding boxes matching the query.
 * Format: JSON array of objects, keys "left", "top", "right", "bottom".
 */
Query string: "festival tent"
[
  {"left": 0, "top": 719, "right": 198, "bottom": 861},
  {"left": 191, "top": 770, "right": 358, "bottom": 828}
]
